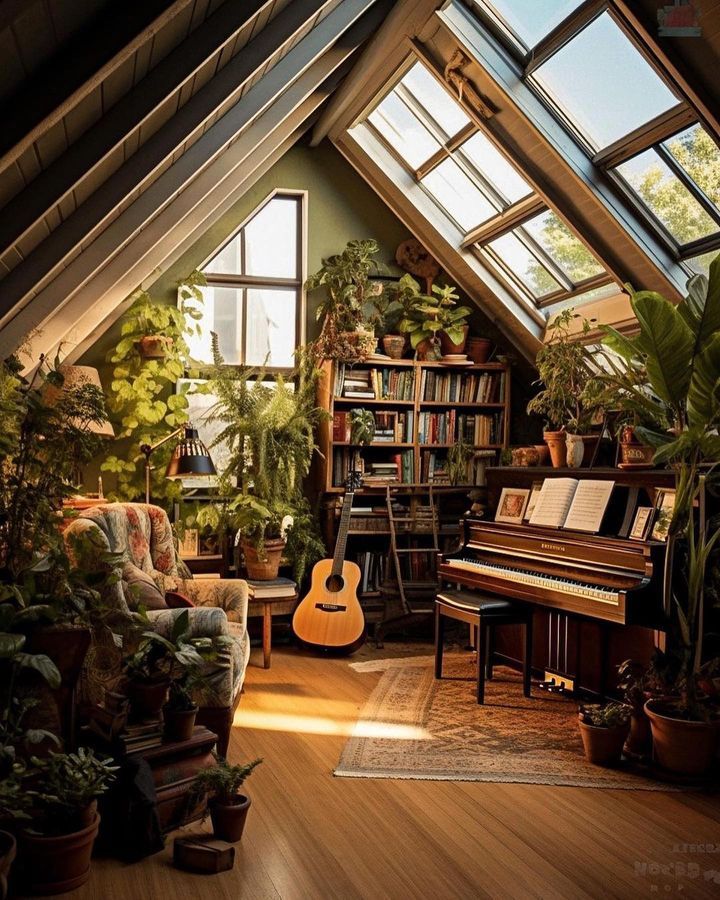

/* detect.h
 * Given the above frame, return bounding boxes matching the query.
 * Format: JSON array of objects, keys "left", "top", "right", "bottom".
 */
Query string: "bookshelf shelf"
[
  {"left": 419, "top": 401, "right": 505, "bottom": 408},
  {"left": 335, "top": 442, "right": 414, "bottom": 448},
  {"left": 333, "top": 397, "right": 415, "bottom": 406}
]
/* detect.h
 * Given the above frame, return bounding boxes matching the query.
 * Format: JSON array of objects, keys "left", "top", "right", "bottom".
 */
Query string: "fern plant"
[{"left": 101, "top": 271, "right": 206, "bottom": 502}]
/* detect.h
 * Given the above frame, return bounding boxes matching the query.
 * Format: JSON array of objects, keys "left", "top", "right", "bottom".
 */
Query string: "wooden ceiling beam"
[
  {"left": 1, "top": 5, "right": 387, "bottom": 361},
  {"left": 0, "top": 0, "right": 196, "bottom": 173},
  {"left": 0, "top": 0, "right": 289, "bottom": 260}
]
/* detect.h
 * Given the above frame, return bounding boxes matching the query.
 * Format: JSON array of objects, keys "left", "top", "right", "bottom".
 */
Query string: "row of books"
[
  {"left": 331, "top": 449, "right": 415, "bottom": 486},
  {"left": 420, "top": 370, "right": 505, "bottom": 404},
  {"left": 419, "top": 449, "right": 498, "bottom": 485},
  {"left": 417, "top": 412, "right": 504, "bottom": 446},
  {"left": 332, "top": 410, "right": 414, "bottom": 443},
  {"left": 334, "top": 365, "right": 416, "bottom": 401},
  {"left": 354, "top": 550, "right": 388, "bottom": 594},
  {"left": 417, "top": 410, "right": 457, "bottom": 444}
]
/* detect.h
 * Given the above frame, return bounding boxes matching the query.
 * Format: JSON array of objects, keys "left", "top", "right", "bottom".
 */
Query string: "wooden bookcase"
[{"left": 315, "top": 358, "right": 511, "bottom": 620}]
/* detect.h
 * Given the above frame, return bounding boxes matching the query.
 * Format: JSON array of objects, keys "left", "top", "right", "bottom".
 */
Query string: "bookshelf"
[{"left": 317, "top": 358, "right": 511, "bottom": 493}]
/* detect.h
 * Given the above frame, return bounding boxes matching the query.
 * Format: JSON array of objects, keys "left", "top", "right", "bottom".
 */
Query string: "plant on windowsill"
[
  {"left": 526, "top": 309, "right": 603, "bottom": 468},
  {"left": 577, "top": 701, "right": 631, "bottom": 767},
  {"left": 306, "top": 239, "right": 384, "bottom": 362},
  {"left": 190, "top": 755, "right": 262, "bottom": 842},
  {"left": 590, "top": 254, "right": 720, "bottom": 777},
  {"left": 101, "top": 271, "right": 205, "bottom": 504},
  {"left": 398, "top": 283, "right": 472, "bottom": 360}
]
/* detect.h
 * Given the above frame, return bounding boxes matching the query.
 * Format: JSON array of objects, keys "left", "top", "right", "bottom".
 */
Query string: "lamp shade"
[
  {"left": 47, "top": 365, "right": 115, "bottom": 437},
  {"left": 165, "top": 426, "right": 216, "bottom": 480}
]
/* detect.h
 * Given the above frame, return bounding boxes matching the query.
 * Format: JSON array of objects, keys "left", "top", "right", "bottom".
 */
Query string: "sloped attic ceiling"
[
  {"left": 0, "top": 0, "right": 394, "bottom": 364},
  {"left": 1, "top": 0, "right": 718, "bottom": 366}
]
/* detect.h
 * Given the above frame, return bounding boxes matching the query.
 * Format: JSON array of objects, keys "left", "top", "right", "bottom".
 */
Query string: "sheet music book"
[{"left": 529, "top": 478, "right": 615, "bottom": 533}]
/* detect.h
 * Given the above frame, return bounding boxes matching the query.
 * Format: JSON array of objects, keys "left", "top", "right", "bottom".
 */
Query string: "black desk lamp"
[{"left": 140, "top": 424, "right": 216, "bottom": 503}]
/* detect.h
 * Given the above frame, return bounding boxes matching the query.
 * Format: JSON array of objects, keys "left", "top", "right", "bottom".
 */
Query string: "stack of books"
[
  {"left": 363, "top": 461, "right": 400, "bottom": 486},
  {"left": 340, "top": 369, "right": 375, "bottom": 399},
  {"left": 117, "top": 719, "right": 164, "bottom": 754},
  {"left": 247, "top": 577, "right": 297, "bottom": 599}
]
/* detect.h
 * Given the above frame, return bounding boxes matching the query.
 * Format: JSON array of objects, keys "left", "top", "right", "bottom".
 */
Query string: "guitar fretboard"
[{"left": 332, "top": 490, "right": 355, "bottom": 577}]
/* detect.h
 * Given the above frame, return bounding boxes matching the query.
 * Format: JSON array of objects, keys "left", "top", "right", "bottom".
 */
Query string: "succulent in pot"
[
  {"left": 577, "top": 702, "right": 631, "bottom": 767},
  {"left": 190, "top": 755, "right": 262, "bottom": 842}
]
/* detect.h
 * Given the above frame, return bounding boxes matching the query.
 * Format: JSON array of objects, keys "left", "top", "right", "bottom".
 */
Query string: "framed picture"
[
  {"left": 178, "top": 528, "right": 199, "bottom": 558},
  {"left": 523, "top": 480, "right": 543, "bottom": 521},
  {"left": 651, "top": 489, "right": 677, "bottom": 541},
  {"left": 629, "top": 506, "right": 654, "bottom": 540},
  {"left": 495, "top": 487, "right": 530, "bottom": 524}
]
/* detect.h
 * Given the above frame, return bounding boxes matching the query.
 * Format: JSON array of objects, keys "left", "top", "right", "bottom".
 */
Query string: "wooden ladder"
[{"left": 375, "top": 486, "right": 440, "bottom": 647}]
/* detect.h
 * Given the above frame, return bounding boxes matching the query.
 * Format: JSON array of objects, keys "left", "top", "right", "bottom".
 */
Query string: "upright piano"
[{"left": 438, "top": 467, "right": 676, "bottom": 693}]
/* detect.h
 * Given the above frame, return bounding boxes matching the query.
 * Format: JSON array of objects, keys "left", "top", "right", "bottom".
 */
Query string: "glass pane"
[
  {"left": 487, "top": 232, "right": 562, "bottom": 298},
  {"left": 685, "top": 250, "right": 718, "bottom": 277},
  {"left": 401, "top": 62, "right": 470, "bottom": 137},
  {"left": 204, "top": 235, "right": 241, "bottom": 275},
  {"left": 532, "top": 13, "right": 679, "bottom": 149},
  {"left": 245, "top": 197, "right": 298, "bottom": 278},
  {"left": 616, "top": 149, "right": 718, "bottom": 245},
  {"left": 522, "top": 210, "right": 604, "bottom": 283},
  {"left": 245, "top": 288, "right": 297, "bottom": 368},
  {"left": 663, "top": 125, "right": 720, "bottom": 208},
  {"left": 477, "top": 0, "right": 585, "bottom": 49},
  {"left": 459, "top": 131, "right": 532, "bottom": 205},
  {"left": 421, "top": 157, "right": 496, "bottom": 230},
  {"left": 368, "top": 92, "right": 442, "bottom": 168},
  {"left": 186, "top": 286, "right": 242, "bottom": 364}
]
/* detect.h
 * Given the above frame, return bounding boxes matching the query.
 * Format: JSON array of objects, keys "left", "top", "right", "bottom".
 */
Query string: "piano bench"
[{"left": 434, "top": 590, "right": 533, "bottom": 704}]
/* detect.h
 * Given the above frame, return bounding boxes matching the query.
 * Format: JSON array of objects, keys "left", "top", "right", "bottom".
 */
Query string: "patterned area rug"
[{"left": 336, "top": 653, "right": 679, "bottom": 790}]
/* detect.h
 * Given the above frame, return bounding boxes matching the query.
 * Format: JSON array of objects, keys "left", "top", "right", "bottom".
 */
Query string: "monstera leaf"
[
  {"left": 632, "top": 292, "right": 694, "bottom": 408},
  {"left": 687, "top": 332, "right": 720, "bottom": 428},
  {"left": 678, "top": 255, "right": 720, "bottom": 351}
]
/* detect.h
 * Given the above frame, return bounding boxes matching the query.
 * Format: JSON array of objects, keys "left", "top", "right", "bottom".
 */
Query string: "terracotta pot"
[
  {"left": 163, "top": 705, "right": 198, "bottom": 743},
  {"left": 439, "top": 325, "right": 469, "bottom": 356},
  {"left": 415, "top": 337, "right": 442, "bottom": 361},
  {"left": 511, "top": 447, "right": 540, "bottom": 467},
  {"left": 645, "top": 699, "right": 720, "bottom": 776},
  {"left": 382, "top": 334, "right": 405, "bottom": 359},
  {"left": 18, "top": 813, "right": 100, "bottom": 895},
  {"left": 0, "top": 831, "right": 16, "bottom": 900},
  {"left": 534, "top": 444, "right": 550, "bottom": 466},
  {"left": 625, "top": 710, "right": 653, "bottom": 758},
  {"left": 467, "top": 337, "right": 492, "bottom": 364},
  {"left": 578, "top": 717, "right": 629, "bottom": 766},
  {"left": 565, "top": 433, "right": 600, "bottom": 468},
  {"left": 619, "top": 427, "right": 655, "bottom": 468},
  {"left": 242, "top": 538, "right": 286, "bottom": 581},
  {"left": 210, "top": 795, "right": 251, "bottom": 843},
  {"left": 138, "top": 335, "right": 173, "bottom": 359},
  {"left": 127, "top": 678, "right": 169, "bottom": 720},
  {"left": 543, "top": 430, "right": 566, "bottom": 468}
]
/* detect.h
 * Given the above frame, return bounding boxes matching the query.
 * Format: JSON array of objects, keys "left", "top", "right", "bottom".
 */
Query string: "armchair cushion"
[{"left": 122, "top": 562, "right": 168, "bottom": 610}]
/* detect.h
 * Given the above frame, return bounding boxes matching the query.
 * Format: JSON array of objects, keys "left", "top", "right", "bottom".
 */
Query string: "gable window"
[
  {"left": 189, "top": 192, "right": 304, "bottom": 369},
  {"left": 364, "top": 57, "right": 613, "bottom": 311}
]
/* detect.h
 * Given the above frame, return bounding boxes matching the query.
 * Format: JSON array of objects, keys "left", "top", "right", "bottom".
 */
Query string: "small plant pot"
[
  {"left": 382, "top": 334, "right": 405, "bottom": 359},
  {"left": 415, "top": 337, "right": 442, "bottom": 361},
  {"left": 439, "top": 325, "right": 469, "bottom": 356},
  {"left": 533, "top": 444, "right": 550, "bottom": 466},
  {"left": 644, "top": 699, "right": 720, "bottom": 776},
  {"left": 578, "top": 717, "right": 629, "bottom": 766},
  {"left": 127, "top": 679, "right": 170, "bottom": 720},
  {"left": 467, "top": 337, "right": 492, "bottom": 364},
  {"left": 618, "top": 427, "right": 655, "bottom": 468},
  {"left": 163, "top": 705, "right": 198, "bottom": 743},
  {"left": 18, "top": 813, "right": 100, "bottom": 896},
  {"left": 138, "top": 335, "right": 173, "bottom": 359},
  {"left": 624, "top": 710, "right": 653, "bottom": 759},
  {"left": 543, "top": 430, "right": 566, "bottom": 468},
  {"left": 242, "top": 538, "right": 286, "bottom": 581},
  {"left": 210, "top": 795, "right": 251, "bottom": 843},
  {"left": 0, "top": 831, "right": 16, "bottom": 900}
]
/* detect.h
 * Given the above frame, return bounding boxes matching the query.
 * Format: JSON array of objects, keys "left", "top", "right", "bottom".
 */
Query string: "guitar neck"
[{"left": 331, "top": 490, "right": 355, "bottom": 576}]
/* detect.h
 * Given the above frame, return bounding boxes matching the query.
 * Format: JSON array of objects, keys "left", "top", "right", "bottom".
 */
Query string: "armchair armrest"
[{"left": 146, "top": 606, "right": 230, "bottom": 639}]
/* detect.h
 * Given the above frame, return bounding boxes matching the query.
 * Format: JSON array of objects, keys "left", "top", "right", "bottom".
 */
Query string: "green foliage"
[
  {"left": 578, "top": 701, "right": 631, "bottom": 728},
  {"left": 101, "top": 272, "right": 206, "bottom": 503},
  {"left": 447, "top": 440, "right": 474, "bottom": 486},
  {"left": 191, "top": 754, "right": 262, "bottom": 804},
  {"left": 526, "top": 308, "right": 602, "bottom": 433},
  {"left": 349, "top": 408, "right": 375, "bottom": 445},
  {"left": 398, "top": 282, "right": 472, "bottom": 350},
  {"left": 29, "top": 747, "right": 118, "bottom": 834}
]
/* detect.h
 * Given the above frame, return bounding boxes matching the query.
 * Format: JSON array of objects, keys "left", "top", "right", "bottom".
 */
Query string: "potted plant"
[
  {"left": 447, "top": 440, "right": 474, "bottom": 486},
  {"left": 399, "top": 283, "right": 472, "bottom": 360},
  {"left": 527, "top": 309, "right": 603, "bottom": 467},
  {"left": 0, "top": 777, "right": 28, "bottom": 900},
  {"left": 307, "top": 239, "right": 385, "bottom": 362},
  {"left": 190, "top": 755, "right": 262, "bottom": 842},
  {"left": 226, "top": 495, "right": 290, "bottom": 581},
  {"left": 595, "top": 253, "right": 720, "bottom": 776},
  {"left": 577, "top": 702, "right": 631, "bottom": 766},
  {"left": 373, "top": 274, "right": 428, "bottom": 359},
  {"left": 349, "top": 408, "right": 376, "bottom": 446}
]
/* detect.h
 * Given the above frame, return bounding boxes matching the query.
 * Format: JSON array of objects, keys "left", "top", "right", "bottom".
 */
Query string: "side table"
[{"left": 248, "top": 593, "right": 298, "bottom": 669}]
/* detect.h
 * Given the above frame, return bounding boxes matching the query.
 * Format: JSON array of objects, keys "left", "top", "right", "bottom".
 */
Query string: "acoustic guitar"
[{"left": 292, "top": 472, "right": 365, "bottom": 653}]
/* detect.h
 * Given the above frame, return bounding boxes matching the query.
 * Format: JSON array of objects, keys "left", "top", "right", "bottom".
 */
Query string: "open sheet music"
[{"left": 529, "top": 478, "right": 615, "bottom": 533}]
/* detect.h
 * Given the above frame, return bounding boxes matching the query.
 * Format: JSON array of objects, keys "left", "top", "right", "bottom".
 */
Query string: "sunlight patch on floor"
[{"left": 235, "top": 708, "right": 430, "bottom": 739}]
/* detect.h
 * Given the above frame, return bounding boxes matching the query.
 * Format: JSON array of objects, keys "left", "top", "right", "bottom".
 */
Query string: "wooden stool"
[{"left": 434, "top": 589, "right": 533, "bottom": 704}]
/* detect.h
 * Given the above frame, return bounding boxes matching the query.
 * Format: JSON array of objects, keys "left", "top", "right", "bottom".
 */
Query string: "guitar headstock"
[{"left": 345, "top": 469, "right": 363, "bottom": 492}]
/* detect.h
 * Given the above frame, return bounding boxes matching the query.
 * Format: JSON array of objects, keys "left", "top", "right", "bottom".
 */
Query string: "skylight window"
[
  {"left": 458, "top": 131, "right": 532, "bottom": 205},
  {"left": 421, "top": 157, "right": 496, "bottom": 231},
  {"left": 522, "top": 211, "right": 604, "bottom": 283},
  {"left": 531, "top": 12, "right": 680, "bottom": 150},
  {"left": 401, "top": 62, "right": 470, "bottom": 137},
  {"left": 663, "top": 125, "right": 720, "bottom": 207},
  {"left": 486, "top": 231, "right": 562, "bottom": 299},
  {"left": 473, "top": 0, "right": 585, "bottom": 50},
  {"left": 368, "top": 92, "right": 442, "bottom": 168}
]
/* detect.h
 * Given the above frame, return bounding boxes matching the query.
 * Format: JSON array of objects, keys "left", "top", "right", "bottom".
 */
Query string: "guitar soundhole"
[{"left": 325, "top": 574, "right": 345, "bottom": 593}]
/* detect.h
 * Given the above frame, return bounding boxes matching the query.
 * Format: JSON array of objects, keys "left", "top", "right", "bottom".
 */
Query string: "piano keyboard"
[{"left": 444, "top": 558, "right": 620, "bottom": 605}]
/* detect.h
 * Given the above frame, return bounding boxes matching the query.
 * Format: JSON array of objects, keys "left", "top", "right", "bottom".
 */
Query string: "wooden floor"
[{"left": 82, "top": 645, "right": 720, "bottom": 900}]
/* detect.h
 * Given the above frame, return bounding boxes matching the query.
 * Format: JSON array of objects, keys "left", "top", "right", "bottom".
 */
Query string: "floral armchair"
[{"left": 64, "top": 502, "right": 250, "bottom": 755}]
